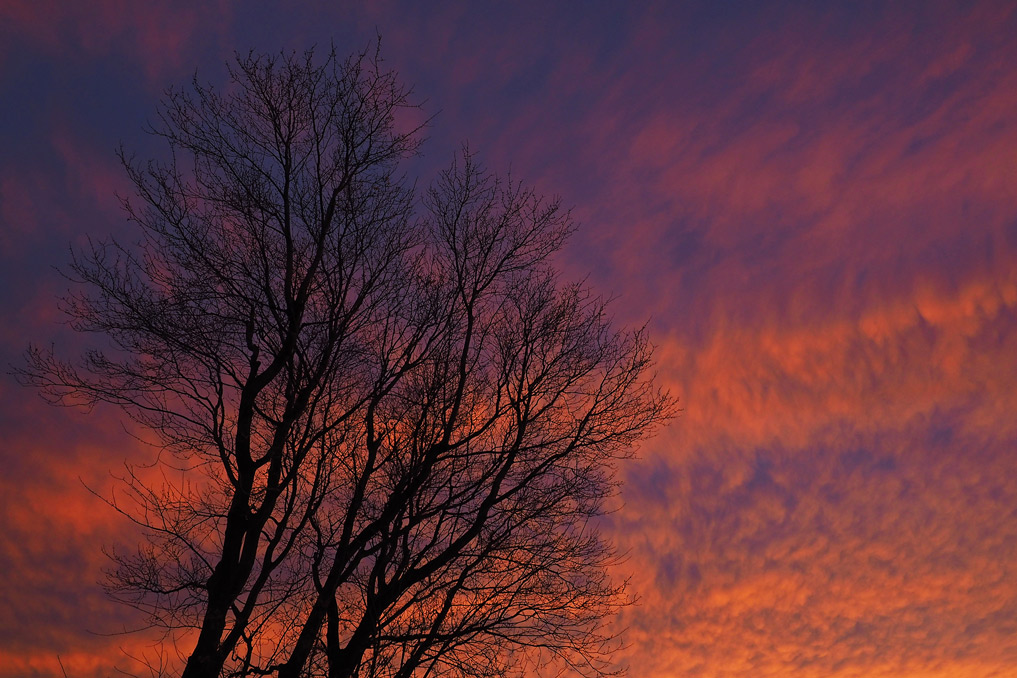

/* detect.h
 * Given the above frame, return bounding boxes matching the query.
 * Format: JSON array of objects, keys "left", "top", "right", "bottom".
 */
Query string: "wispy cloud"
[{"left": 2, "top": 2, "right": 1016, "bottom": 677}]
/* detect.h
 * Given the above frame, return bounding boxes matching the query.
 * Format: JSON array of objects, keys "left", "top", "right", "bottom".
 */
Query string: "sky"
[{"left": 1, "top": 1, "right": 1016, "bottom": 677}]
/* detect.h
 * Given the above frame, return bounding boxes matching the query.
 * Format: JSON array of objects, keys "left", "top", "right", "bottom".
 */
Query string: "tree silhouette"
[{"left": 19, "top": 46, "right": 674, "bottom": 678}]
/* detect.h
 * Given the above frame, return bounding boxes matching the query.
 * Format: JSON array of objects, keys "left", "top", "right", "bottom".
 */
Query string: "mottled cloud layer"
[
  {"left": 585, "top": 4, "right": 1017, "bottom": 676},
  {"left": 2, "top": 2, "right": 1016, "bottom": 677}
]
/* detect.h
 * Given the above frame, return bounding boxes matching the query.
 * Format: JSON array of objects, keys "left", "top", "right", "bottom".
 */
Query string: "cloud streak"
[{"left": 2, "top": 2, "right": 1016, "bottom": 677}]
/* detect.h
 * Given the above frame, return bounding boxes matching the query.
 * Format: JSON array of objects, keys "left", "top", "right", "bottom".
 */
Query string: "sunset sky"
[{"left": 2, "top": 2, "right": 1017, "bottom": 677}]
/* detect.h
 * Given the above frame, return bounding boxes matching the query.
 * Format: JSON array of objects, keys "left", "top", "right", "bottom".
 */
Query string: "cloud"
[
  {"left": 0, "top": 1, "right": 231, "bottom": 84},
  {"left": 612, "top": 419, "right": 1017, "bottom": 677},
  {"left": 566, "top": 4, "right": 1017, "bottom": 676},
  {"left": 0, "top": 381, "right": 164, "bottom": 677},
  {"left": 4, "top": 2, "right": 1017, "bottom": 676}
]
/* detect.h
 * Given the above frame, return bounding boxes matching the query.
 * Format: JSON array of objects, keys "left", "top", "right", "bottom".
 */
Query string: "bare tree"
[{"left": 19, "top": 46, "right": 674, "bottom": 678}]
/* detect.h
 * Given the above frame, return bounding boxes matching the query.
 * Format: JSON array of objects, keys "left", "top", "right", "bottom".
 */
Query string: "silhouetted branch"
[{"left": 17, "top": 43, "right": 675, "bottom": 678}]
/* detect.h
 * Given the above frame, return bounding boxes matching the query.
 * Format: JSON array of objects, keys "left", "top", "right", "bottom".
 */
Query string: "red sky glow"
[{"left": 2, "top": 2, "right": 1016, "bottom": 677}]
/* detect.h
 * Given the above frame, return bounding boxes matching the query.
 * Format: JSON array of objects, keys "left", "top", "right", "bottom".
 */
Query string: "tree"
[{"left": 19, "top": 45, "right": 675, "bottom": 678}]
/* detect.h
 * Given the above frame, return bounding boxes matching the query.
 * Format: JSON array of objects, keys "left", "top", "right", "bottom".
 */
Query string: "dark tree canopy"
[{"left": 19, "top": 45, "right": 675, "bottom": 678}]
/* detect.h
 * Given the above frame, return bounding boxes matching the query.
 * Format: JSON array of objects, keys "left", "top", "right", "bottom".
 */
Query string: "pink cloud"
[
  {"left": 5, "top": 3, "right": 1017, "bottom": 676},
  {"left": 0, "top": 0, "right": 231, "bottom": 84}
]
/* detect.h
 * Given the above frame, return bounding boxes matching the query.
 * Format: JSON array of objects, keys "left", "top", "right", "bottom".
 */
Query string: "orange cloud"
[
  {"left": 4, "top": 3, "right": 1017, "bottom": 677},
  {"left": 566, "top": 5, "right": 1017, "bottom": 677}
]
